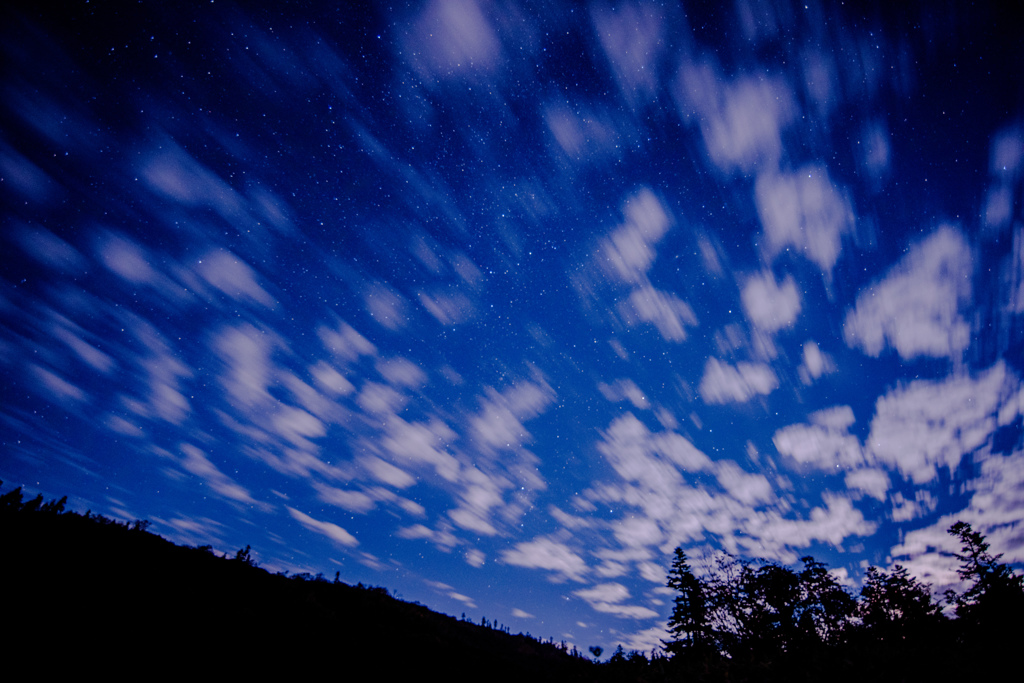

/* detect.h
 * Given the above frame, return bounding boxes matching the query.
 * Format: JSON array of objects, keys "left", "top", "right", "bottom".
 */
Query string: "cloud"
[
  {"left": 314, "top": 482, "right": 376, "bottom": 514},
  {"left": 141, "top": 142, "right": 245, "bottom": 223},
  {"left": 591, "top": 1, "right": 665, "bottom": 110},
  {"left": 376, "top": 356, "right": 428, "bottom": 388},
  {"left": 675, "top": 60, "right": 796, "bottom": 173},
  {"left": 309, "top": 361, "right": 355, "bottom": 397},
  {"left": 844, "top": 225, "right": 972, "bottom": 360},
  {"left": 381, "top": 417, "right": 460, "bottom": 482},
  {"left": 714, "top": 461, "right": 773, "bottom": 506},
  {"left": 180, "top": 443, "right": 258, "bottom": 505},
  {"left": 469, "top": 378, "right": 555, "bottom": 453},
  {"left": 699, "top": 358, "right": 778, "bottom": 404},
  {"left": 597, "top": 414, "right": 711, "bottom": 502},
  {"left": 361, "top": 455, "right": 416, "bottom": 489},
  {"left": 418, "top": 290, "right": 474, "bottom": 325},
  {"left": 618, "top": 285, "right": 697, "bottom": 342},
  {"left": 734, "top": 493, "right": 876, "bottom": 563},
  {"left": 317, "top": 319, "right": 377, "bottom": 363},
  {"left": 465, "top": 548, "right": 486, "bottom": 568},
  {"left": 888, "top": 451, "right": 1024, "bottom": 593},
  {"left": 545, "top": 101, "right": 622, "bottom": 161},
  {"left": 270, "top": 405, "right": 326, "bottom": 449},
  {"left": 404, "top": 0, "right": 503, "bottom": 83},
  {"left": 196, "top": 249, "right": 275, "bottom": 307},
  {"left": 97, "top": 232, "right": 158, "bottom": 285},
  {"left": 844, "top": 468, "right": 891, "bottom": 501},
  {"left": 287, "top": 506, "right": 358, "bottom": 548},
  {"left": 755, "top": 166, "right": 855, "bottom": 275},
  {"left": 798, "top": 340, "right": 835, "bottom": 384},
  {"left": 598, "top": 378, "right": 650, "bottom": 410},
  {"left": 13, "top": 224, "right": 86, "bottom": 274},
  {"left": 599, "top": 189, "right": 672, "bottom": 285},
  {"left": 511, "top": 608, "right": 533, "bottom": 619},
  {"left": 574, "top": 582, "right": 658, "bottom": 619},
  {"left": 30, "top": 364, "right": 87, "bottom": 404},
  {"left": 773, "top": 405, "right": 865, "bottom": 470},
  {"left": 741, "top": 271, "right": 801, "bottom": 333},
  {"left": 363, "top": 281, "right": 409, "bottom": 330},
  {"left": 867, "top": 362, "right": 1009, "bottom": 484},
  {"left": 500, "top": 537, "right": 588, "bottom": 582},
  {"left": 213, "top": 324, "right": 275, "bottom": 409}
]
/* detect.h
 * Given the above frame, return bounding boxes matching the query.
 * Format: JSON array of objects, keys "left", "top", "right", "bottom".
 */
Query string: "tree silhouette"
[
  {"left": 945, "top": 521, "right": 1024, "bottom": 641},
  {"left": 795, "top": 556, "right": 855, "bottom": 646},
  {"left": 664, "top": 547, "right": 709, "bottom": 654},
  {"left": 858, "top": 564, "right": 943, "bottom": 639}
]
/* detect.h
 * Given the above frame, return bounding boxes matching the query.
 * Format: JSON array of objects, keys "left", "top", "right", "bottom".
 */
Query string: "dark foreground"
[{"left": 3, "top": 483, "right": 1022, "bottom": 681}]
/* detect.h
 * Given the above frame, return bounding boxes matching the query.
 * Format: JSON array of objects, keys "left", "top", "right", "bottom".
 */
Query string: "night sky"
[{"left": 2, "top": 0, "right": 1023, "bottom": 655}]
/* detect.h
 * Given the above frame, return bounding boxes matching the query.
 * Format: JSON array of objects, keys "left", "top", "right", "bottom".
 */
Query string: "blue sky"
[{"left": 2, "top": 0, "right": 1023, "bottom": 655}]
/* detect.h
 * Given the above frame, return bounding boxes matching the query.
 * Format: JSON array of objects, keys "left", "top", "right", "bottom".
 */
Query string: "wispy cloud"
[
  {"left": 699, "top": 358, "right": 778, "bottom": 404},
  {"left": 844, "top": 225, "right": 972, "bottom": 360},
  {"left": 287, "top": 506, "right": 359, "bottom": 548}
]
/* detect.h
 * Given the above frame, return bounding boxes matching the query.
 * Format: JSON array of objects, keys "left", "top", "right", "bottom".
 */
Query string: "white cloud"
[
  {"left": 213, "top": 324, "right": 274, "bottom": 409},
  {"left": 501, "top": 537, "right": 588, "bottom": 582},
  {"left": 271, "top": 405, "right": 326, "bottom": 449},
  {"left": 314, "top": 482, "right": 376, "bottom": 514},
  {"left": 14, "top": 224, "right": 86, "bottom": 274},
  {"left": 867, "top": 363, "right": 1008, "bottom": 484},
  {"left": 574, "top": 582, "right": 659, "bottom": 619},
  {"left": 545, "top": 102, "right": 622, "bottom": 161},
  {"left": 844, "top": 468, "right": 891, "bottom": 501},
  {"left": 418, "top": 290, "right": 474, "bottom": 325},
  {"left": 465, "top": 548, "right": 486, "bottom": 568},
  {"left": 734, "top": 493, "right": 876, "bottom": 564},
  {"left": 698, "top": 358, "right": 778, "bottom": 404},
  {"left": 773, "top": 405, "right": 864, "bottom": 470},
  {"left": 598, "top": 378, "right": 650, "bottom": 410},
  {"left": 29, "top": 364, "right": 86, "bottom": 404},
  {"left": 714, "top": 461, "right": 774, "bottom": 506},
  {"left": 317, "top": 319, "right": 377, "bottom": 363},
  {"left": 469, "top": 379, "right": 555, "bottom": 453},
  {"left": 196, "top": 249, "right": 274, "bottom": 307},
  {"left": 591, "top": 1, "right": 665, "bottom": 110},
  {"left": 755, "top": 166, "right": 855, "bottom": 275},
  {"left": 363, "top": 281, "right": 408, "bottom": 330},
  {"left": 511, "top": 608, "right": 533, "bottom": 618},
  {"left": 309, "top": 361, "right": 355, "bottom": 397},
  {"left": 98, "top": 232, "right": 158, "bottom": 285},
  {"left": 619, "top": 285, "right": 697, "bottom": 342},
  {"left": 860, "top": 119, "right": 891, "bottom": 184},
  {"left": 844, "top": 225, "right": 972, "bottom": 360},
  {"left": 382, "top": 417, "right": 460, "bottom": 482},
  {"left": 287, "top": 506, "right": 358, "bottom": 548},
  {"left": 798, "top": 340, "right": 835, "bottom": 384},
  {"left": 888, "top": 452, "right": 1024, "bottom": 593},
  {"left": 890, "top": 490, "right": 937, "bottom": 522},
  {"left": 180, "top": 443, "right": 257, "bottom": 505},
  {"left": 741, "top": 271, "right": 801, "bottom": 333},
  {"left": 600, "top": 189, "right": 672, "bottom": 285},
  {"left": 404, "top": 0, "right": 503, "bottom": 82},
  {"left": 361, "top": 455, "right": 416, "bottom": 489},
  {"left": 675, "top": 61, "right": 796, "bottom": 173},
  {"left": 376, "top": 357, "right": 428, "bottom": 388}
]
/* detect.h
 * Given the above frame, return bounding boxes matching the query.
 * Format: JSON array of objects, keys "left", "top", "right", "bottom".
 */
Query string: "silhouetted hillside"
[
  {"left": 5, "top": 482, "right": 1022, "bottom": 681},
  {"left": 0, "top": 483, "right": 598, "bottom": 679}
]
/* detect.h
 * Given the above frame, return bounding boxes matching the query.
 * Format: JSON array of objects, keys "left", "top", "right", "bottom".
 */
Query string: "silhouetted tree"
[
  {"left": 795, "top": 556, "right": 855, "bottom": 646},
  {"left": 741, "top": 562, "right": 802, "bottom": 655},
  {"left": 858, "top": 564, "right": 943, "bottom": 639},
  {"left": 665, "top": 547, "right": 710, "bottom": 654},
  {"left": 233, "top": 544, "right": 257, "bottom": 566},
  {"left": 945, "top": 521, "right": 1024, "bottom": 640}
]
